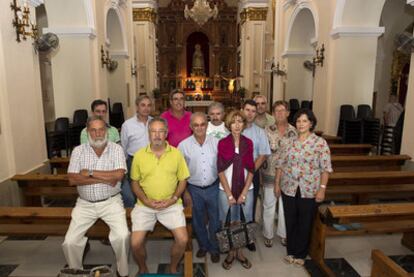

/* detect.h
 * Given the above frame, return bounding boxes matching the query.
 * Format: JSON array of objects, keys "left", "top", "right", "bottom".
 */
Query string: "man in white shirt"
[
  {"left": 63, "top": 115, "right": 129, "bottom": 277},
  {"left": 207, "top": 102, "right": 228, "bottom": 139},
  {"left": 120, "top": 95, "right": 153, "bottom": 207},
  {"left": 178, "top": 112, "right": 220, "bottom": 263}
]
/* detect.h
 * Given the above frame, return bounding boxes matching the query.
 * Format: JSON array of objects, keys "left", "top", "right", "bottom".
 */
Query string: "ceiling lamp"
[{"left": 184, "top": 0, "right": 218, "bottom": 26}]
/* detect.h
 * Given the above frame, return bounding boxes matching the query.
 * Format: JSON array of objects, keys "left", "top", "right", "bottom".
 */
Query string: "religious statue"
[{"left": 191, "top": 44, "right": 205, "bottom": 76}]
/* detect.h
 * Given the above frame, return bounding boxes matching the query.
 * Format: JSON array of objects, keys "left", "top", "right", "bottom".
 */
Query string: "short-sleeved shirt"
[
  {"left": 255, "top": 113, "right": 275, "bottom": 129},
  {"left": 67, "top": 141, "right": 127, "bottom": 202},
  {"left": 80, "top": 125, "right": 120, "bottom": 144},
  {"left": 121, "top": 116, "right": 152, "bottom": 157},
  {"left": 161, "top": 110, "right": 192, "bottom": 147},
  {"left": 130, "top": 142, "right": 190, "bottom": 205},
  {"left": 262, "top": 124, "right": 297, "bottom": 186},
  {"left": 207, "top": 122, "right": 229, "bottom": 139},
  {"left": 178, "top": 135, "right": 219, "bottom": 187},
  {"left": 242, "top": 123, "right": 271, "bottom": 161},
  {"left": 277, "top": 133, "right": 333, "bottom": 198}
]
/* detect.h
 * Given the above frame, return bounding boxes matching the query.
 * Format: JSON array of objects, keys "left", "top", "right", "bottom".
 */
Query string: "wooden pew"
[
  {"left": 12, "top": 174, "right": 74, "bottom": 206},
  {"left": 309, "top": 203, "right": 414, "bottom": 277},
  {"left": 329, "top": 144, "right": 372, "bottom": 155},
  {"left": 323, "top": 134, "right": 342, "bottom": 144},
  {"left": 371, "top": 249, "right": 414, "bottom": 277},
  {"left": 332, "top": 155, "right": 411, "bottom": 172},
  {"left": 48, "top": 157, "right": 70, "bottom": 174},
  {"left": 0, "top": 206, "right": 194, "bottom": 277},
  {"left": 327, "top": 171, "right": 414, "bottom": 203}
]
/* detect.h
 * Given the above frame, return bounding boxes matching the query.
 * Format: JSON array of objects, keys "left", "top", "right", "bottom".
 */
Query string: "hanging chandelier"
[{"left": 184, "top": 0, "right": 218, "bottom": 26}]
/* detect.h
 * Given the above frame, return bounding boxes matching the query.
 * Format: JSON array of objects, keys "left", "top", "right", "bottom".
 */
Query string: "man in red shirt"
[{"left": 161, "top": 89, "right": 192, "bottom": 147}]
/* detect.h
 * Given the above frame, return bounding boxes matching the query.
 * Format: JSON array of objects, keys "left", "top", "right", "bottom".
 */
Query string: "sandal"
[
  {"left": 236, "top": 256, "right": 252, "bottom": 269},
  {"left": 222, "top": 255, "right": 234, "bottom": 270},
  {"left": 264, "top": 238, "right": 273, "bottom": 248}
]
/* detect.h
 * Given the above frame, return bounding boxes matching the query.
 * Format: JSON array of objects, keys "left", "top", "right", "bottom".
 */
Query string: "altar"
[{"left": 185, "top": 100, "right": 214, "bottom": 113}]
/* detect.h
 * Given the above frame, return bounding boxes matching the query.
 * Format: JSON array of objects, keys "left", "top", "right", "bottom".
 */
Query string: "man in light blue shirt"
[
  {"left": 178, "top": 112, "right": 220, "bottom": 263},
  {"left": 242, "top": 99, "right": 271, "bottom": 251},
  {"left": 120, "top": 95, "right": 153, "bottom": 207}
]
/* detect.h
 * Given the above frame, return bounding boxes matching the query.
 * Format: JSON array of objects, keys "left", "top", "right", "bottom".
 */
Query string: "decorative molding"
[
  {"left": 408, "top": 0, "right": 414, "bottom": 6},
  {"left": 42, "top": 27, "right": 96, "bottom": 38},
  {"left": 84, "top": 0, "right": 96, "bottom": 30},
  {"left": 281, "top": 50, "right": 313, "bottom": 58},
  {"left": 240, "top": 7, "right": 268, "bottom": 24},
  {"left": 330, "top": 26, "right": 385, "bottom": 39},
  {"left": 109, "top": 50, "right": 129, "bottom": 58},
  {"left": 133, "top": 8, "right": 157, "bottom": 22},
  {"left": 283, "top": 0, "right": 296, "bottom": 10},
  {"left": 239, "top": 0, "right": 268, "bottom": 10},
  {"left": 132, "top": 0, "right": 158, "bottom": 9},
  {"left": 27, "top": 0, "right": 44, "bottom": 7}
]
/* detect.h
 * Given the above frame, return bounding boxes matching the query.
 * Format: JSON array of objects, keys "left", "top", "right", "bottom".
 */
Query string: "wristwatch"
[
  {"left": 88, "top": 169, "right": 93, "bottom": 178},
  {"left": 228, "top": 195, "right": 234, "bottom": 200},
  {"left": 241, "top": 195, "right": 246, "bottom": 201}
]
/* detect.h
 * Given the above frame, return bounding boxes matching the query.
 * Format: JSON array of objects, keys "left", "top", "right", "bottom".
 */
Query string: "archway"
[
  {"left": 105, "top": 7, "right": 128, "bottom": 117},
  {"left": 186, "top": 32, "right": 210, "bottom": 77},
  {"left": 284, "top": 6, "right": 317, "bottom": 104}
]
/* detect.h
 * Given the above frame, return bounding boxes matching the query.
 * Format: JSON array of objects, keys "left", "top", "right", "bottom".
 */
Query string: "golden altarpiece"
[{"left": 157, "top": 0, "right": 240, "bottom": 107}]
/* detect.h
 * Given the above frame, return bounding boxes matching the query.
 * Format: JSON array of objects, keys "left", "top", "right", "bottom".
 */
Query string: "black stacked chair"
[
  {"left": 381, "top": 125, "right": 395, "bottom": 155},
  {"left": 337, "top": 104, "right": 356, "bottom": 137},
  {"left": 362, "top": 118, "right": 380, "bottom": 153},
  {"left": 357, "top": 104, "right": 372, "bottom": 120},
  {"left": 70, "top": 109, "right": 88, "bottom": 148},
  {"left": 342, "top": 119, "right": 363, "bottom": 144},
  {"left": 110, "top": 102, "right": 125, "bottom": 129},
  {"left": 288, "top": 99, "right": 300, "bottom": 125},
  {"left": 394, "top": 111, "right": 405, "bottom": 155},
  {"left": 46, "top": 117, "right": 70, "bottom": 158},
  {"left": 301, "top": 100, "right": 311, "bottom": 109}
]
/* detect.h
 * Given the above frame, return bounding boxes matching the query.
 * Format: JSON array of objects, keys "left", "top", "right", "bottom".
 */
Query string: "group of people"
[{"left": 62, "top": 89, "right": 332, "bottom": 276}]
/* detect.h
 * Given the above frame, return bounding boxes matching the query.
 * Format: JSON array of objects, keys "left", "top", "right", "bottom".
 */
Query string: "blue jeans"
[
  {"left": 121, "top": 155, "right": 136, "bottom": 208},
  {"left": 218, "top": 189, "right": 254, "bottom": 224},
  {"left": 187, "top": 181, "right": 220, "bottom": 254}
]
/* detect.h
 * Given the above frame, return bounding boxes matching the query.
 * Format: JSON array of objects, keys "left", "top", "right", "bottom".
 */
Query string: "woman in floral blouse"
[{"left": 274, "top": 108, "right": 332, "bottom": 266}]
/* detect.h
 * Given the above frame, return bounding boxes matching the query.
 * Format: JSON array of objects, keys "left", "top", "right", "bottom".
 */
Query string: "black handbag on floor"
[{"left": 215, "top": 205, "right": 257, "bottom": 253}]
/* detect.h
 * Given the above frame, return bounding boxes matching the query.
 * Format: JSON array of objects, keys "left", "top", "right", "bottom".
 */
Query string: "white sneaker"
[
  {"left": 283, "top": 255, "right": 295, "bottom": 264},
  {"left": 293, "top": 258, "right": 305, "bottom": 267}
]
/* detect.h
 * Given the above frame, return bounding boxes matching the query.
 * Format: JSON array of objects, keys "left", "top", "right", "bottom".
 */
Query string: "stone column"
[
  {"left": 238, "top": 0, "right": 268, "bottom": 99},
  {"left": 132, "top": 0, "right": 158, "bottom": 97}
]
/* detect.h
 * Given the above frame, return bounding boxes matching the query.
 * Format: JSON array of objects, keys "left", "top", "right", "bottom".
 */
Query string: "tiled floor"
[{"left": 0, "top": 233, "right": 412, "bottom": 277}]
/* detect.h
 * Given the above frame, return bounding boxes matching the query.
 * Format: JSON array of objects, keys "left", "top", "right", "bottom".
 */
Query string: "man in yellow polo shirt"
[{"left": 130, "top": 117, "right": 190, "bottom": 275}]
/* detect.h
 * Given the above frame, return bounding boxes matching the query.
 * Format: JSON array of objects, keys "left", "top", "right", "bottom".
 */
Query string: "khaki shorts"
[{"left": 131, "top": 203, "right": 186, "bottom": 232}]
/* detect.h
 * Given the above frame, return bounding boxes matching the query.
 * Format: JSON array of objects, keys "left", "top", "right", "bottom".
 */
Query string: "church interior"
[{"left": 1, "top": 0, "right": 414, "bottom": 276}]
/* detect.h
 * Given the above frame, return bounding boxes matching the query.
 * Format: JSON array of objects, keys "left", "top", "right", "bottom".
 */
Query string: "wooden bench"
[
  {"left": 371, "top": 249, "right": 414, "bottom": 277},
  {"left": 326, "top": 171, "right": 414, "bottom": 203},
  {"left": 329, "top": 144, "right": 372, "bottom": 155},
  {"left": 0, "top": 206, "right": 194, "bottom": 277},
  {"left": 332, "top": 155, "right": 411, "bottom": 172},
  {"left": 12, "top": 174, "right": 74, "bottom": 206},
  {"left": 49, "top": 157, "right": 70, "bottom": 174},
  {"left": 309, "top": 203, "right": 414, "bottom": 277},
  {"left": 323, "top": 135, "right": 342, "bottom": 144}
]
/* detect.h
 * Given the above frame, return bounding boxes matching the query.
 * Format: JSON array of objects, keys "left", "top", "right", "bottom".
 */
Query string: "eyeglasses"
[{"left": 150, "top": 130, "right": 167, "bottom": 134}]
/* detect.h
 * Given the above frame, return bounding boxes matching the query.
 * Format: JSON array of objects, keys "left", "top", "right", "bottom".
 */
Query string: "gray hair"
[
  {"left": 86, "top": 115, "right": 107, "bottom": 129},
  {"left": 148, "top": 117, "right": 169, "bottom": 131},
  {"left": 135, "top": 95, "right": 153, "bottom": 105},
  {"left": 208, "top": 102, "right": 224, "bottom": 113},
  {"left": 190, "top": 112, "right": 208, "bottom": 126},
  {"left": 253, "top": 95, "right": 267, "bottom": 103}
]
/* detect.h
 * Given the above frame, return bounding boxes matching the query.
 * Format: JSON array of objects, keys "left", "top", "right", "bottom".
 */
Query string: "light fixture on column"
[
  {"left": 101, "top": 45, "right": 118, "bottom": 72},
  {"left": 304, "top": 43, "right": 325, "bottom": 77},
  {"left": 184, "top": 0, "right": 218, "bottom": 26},
  {"left": 10, "top": 0, "right": 38, "bottom": 42}
]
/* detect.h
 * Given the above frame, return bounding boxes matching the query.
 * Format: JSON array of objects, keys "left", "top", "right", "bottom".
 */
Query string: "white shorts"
[{"left": 131, "top": 203, "right": 186, "bottom": 232}]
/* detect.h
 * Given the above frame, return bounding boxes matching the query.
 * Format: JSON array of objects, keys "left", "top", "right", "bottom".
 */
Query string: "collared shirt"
[
  {"left": 130, "top": 142, "right": 190, "bottom": 205},
  {"left": 67, "top": 141, "right": 127, "bottom": 202},
  {"left": 262, "top": 123, "right": 297, "bottom": 186},
  {"left": 207, "top": 122, "right": 229, "bottom": 139},
  {"left": 178, "top": 135, "right": 218, "bottom": 187},
  {"left": 242, "top": 123, "right": 271, "bottom": 161},
  {"left": 121, "top": 115, "right": 152, "bottom": 157},
  {"left": 277, "top": 133, "right": 333, "bottom": 198},
  {"left": 255, "top": 113, "right": 275, "bottom": 129},
  {"left": 161, "top": 110, "right": 192, "bottom": 147},
  {"left": 80, "top": 125, "right": 120, "bottom": 144}
]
